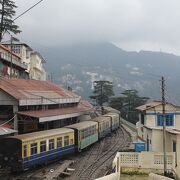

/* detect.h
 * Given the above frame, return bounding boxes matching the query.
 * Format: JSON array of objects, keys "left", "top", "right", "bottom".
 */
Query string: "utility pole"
[
  {"left": 161, "top": 76, "right": 167, "bottom": 176},
  {"left": 100, "top": 82, "right": 103, "bottom": 107}
]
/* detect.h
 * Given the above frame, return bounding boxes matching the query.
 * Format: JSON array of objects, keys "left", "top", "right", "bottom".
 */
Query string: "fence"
[{"left": 113, "top": 151, "right": 175, "bottom": 173}]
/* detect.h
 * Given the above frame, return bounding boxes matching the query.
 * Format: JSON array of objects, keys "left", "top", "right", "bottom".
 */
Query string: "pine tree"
[
  {"left": 110, "top": 89, "right": 149, "bottom": 124},
  {"left": 0, "top": 0, "right": 21, "bottom": 41},
  {"left": 90, "top": 80, "right": 114, "bottom": 106}
]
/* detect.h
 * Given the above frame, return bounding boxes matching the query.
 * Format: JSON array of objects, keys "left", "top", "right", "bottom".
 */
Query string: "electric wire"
[
  {"left": 13, "top": 0, "right": 45, "bottom": 21},
  {"left": 0, "top": 114, "right": 16, "bottom": 127}
]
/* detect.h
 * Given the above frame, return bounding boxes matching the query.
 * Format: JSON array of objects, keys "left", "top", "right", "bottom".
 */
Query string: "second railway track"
[{"left": 66, "top": 125, "right": 132, "bottom": 180}]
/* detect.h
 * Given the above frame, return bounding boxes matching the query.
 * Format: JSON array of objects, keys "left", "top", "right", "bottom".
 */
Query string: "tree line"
[{"left": 90, "top": 80, "right": 149, "bottom": 124}]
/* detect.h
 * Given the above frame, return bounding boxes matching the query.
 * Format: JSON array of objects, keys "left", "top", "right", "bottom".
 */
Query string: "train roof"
[
  {"left": 103, "top": 112, "right": 119, "bottom": 117},
  {"left": 91, "top": 116, "right": 110, "bottom": 122},
  {"left": 9, "top": 128, "right": 73, "bottom": 142},
  {"left": 66, "top": 121, "right": 97, "bottom": 130}
]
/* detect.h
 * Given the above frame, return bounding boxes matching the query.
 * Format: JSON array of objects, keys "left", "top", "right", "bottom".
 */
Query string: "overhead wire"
[
  {"left": 13, "top": 0, "right": 45, "bottom": 21},
  {"left": 0, "top": 114, "right": 16, "bottom": 127}
]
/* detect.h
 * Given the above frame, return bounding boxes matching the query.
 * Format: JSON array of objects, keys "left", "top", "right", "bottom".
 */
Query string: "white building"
[
  {"left": 136, "top": 100, "right": 180, "bottom": 177},
  {"left": 3, "top": 42, "right": 46, "bottom": 80},
  {"left": 29, "top": 52, "right": 46, "bottom": 80}
]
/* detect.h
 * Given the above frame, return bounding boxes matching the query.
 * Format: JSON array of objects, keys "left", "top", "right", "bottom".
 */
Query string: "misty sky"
[{"left": 13, "top": 0, "right": 180, "bottom": 55}]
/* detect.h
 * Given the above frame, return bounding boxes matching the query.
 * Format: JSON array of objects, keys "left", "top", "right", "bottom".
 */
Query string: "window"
[
  {"left": 23, "top": 145, "right": 27, "bottom": 158},
  {"left": 141, "top": 114, "right": 145, "bottom": 125},
  {"left": 30, "top": 143, "right": 37, "bottom": 155},
  {"left": 64, "top": 136, "right": 69, "bottom": 146},
  {"left": 40, "top": 141, "right": 46, "bottom": 152},
  {"left": 12, "top": 45, "right": 20, "bottom": 54},
  {"left": 157, "top": 113, "right": 174, "bottom": 126},
  {"left": 57, "top": 137, "right": 62, "bottom": 148},
  {"left": 49, "top": 139, "right": 54, "bottom": 150},
  {"left": 70, "top": 139, "right": 74, "bottom": 145}
]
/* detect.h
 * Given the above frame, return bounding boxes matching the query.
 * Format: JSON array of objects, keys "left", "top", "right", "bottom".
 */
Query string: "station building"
[{"left": 0, "top": 77, "right": 93, "bottom": 135}]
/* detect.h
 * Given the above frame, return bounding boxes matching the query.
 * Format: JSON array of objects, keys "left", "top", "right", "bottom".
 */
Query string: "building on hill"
[
  {"left": 0, "top": 77, "right": 93, "bottom": 135},
  {"left": 136, "top": 100, "right": 180, "bottom": 176},
  {"left": 3, "top": 42, "right": 46, "bottom": 80},
  {"left": 0, "top": 44, "right": 28, "bottom": 78},
  {"left": 29, "top": 52, "right": 46, "bottom": 80}
]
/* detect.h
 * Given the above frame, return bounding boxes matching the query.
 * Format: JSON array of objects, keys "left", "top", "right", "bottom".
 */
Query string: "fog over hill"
[{"left": 36, "top": 42, "right": 180, "bottom": 103}]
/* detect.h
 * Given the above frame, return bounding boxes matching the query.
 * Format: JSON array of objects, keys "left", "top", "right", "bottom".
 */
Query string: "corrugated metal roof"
[
  {"left": 10, "top": 128, "right": 73, "bottom": 142},
  {"left": 0, "top": 77, "right": 79, "bottom": 101},
  {"left": 17, "top": 104, "right": 92, "bottom": 118},
  {"left": 0, "top": 127, "right": 17, "bottom": 136},
  {"left": 136, "top": 101, "right": 162, "bottom": 111},
  {"left": 66, "top": 121, "right": 97, "bottom": 130}
]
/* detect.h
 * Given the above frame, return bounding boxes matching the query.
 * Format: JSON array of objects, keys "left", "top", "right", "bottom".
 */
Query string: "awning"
[
  {"left": 17, "top": 106, "right": 92, "bottom": 123},
  {"left": 0, "top": 127, "right": 17, "bottom": 136}
]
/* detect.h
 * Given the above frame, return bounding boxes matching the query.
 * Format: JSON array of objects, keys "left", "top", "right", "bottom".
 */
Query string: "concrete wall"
[
  {"left": 151, "top": 129, "right": 163, "bottom": 152},
  {"left": 94, "top": 173, "right": 119, "bottom": 180},
  {"left": 176, "top": 135, "right": 180, "bottom": 179},
  {"left": 113, "top": 152, "right": 175, "bottom": 175}
]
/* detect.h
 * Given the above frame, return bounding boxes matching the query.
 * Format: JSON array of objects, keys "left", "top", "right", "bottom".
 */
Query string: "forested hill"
[{"left": 36, "top": 42, "right": 180, "bottom": 102}]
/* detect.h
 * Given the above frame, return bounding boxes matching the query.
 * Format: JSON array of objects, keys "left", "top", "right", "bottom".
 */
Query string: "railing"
[
  {"left": 0, "top": 52, "right": 27, "bottom": 69},
  {"left": 113, "top": 151, "right": 175, "bottom": 171}
]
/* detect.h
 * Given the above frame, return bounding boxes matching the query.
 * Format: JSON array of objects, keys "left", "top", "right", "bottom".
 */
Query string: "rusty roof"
[
  {"left": 17, "top": 100, "right": 93, "bottom": 118},
  {"left": 136, "top": 101, "right": 162, "bottom": 111},
  {"left": 0, "top": 77, "right": 79, "bottom": 101}
]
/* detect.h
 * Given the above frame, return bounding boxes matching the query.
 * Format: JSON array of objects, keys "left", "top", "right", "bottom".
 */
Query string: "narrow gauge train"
[{"left": 0, "top": 112, "right": 120, "bottom": 172}]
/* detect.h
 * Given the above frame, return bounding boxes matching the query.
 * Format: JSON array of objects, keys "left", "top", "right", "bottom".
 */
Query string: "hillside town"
[{"left": 0, "top": 0, "right": 180, "bottom": 180}]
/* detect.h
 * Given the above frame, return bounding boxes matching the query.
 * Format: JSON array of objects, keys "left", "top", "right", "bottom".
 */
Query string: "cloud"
[{"left": 13, "top": 0, "right": 180, "bottom": 54}]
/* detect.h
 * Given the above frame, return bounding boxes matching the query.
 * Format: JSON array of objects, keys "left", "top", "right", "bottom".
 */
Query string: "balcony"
[{"left": 0, "top": 52, "right": 27, "bottom": 70}]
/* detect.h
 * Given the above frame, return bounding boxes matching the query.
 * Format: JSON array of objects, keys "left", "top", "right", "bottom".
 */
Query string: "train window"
[
  {"left": 70, "top": 139, "right": 73, "bottom": 145},
  {"left": 40, "top": 141, "right": 46, "bottom": 152},
  {"left": 30, "top": 143, "right": 37, "bottom": 155},
  {"left": 49, "top": 139, "right": 55, "bottom": 150},
  {"left": 57, "top": 137, "right": 62, "bottom": 148},
  {"left": 64, "top": 136, "right": 69, "bottom": 146},
  {"left": 23, "top": 145, "right": 27, "bottom": 158},
  {"left": 82, "top": 130, "right": 85, "bottom": 139}
]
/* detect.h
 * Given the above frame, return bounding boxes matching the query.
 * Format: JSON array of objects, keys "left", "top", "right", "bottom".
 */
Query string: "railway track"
[{"left": 67, "top": 125, "right": 131, "bottom": 180}]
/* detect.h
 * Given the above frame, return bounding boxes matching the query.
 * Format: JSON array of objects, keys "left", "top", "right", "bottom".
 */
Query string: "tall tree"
[
  {"left": 0, "top": 0, "right": 21, "bottom": 41},
  {"left": 110, "top": 89, "right": 149, "bottom": 124},
  {"left": 90, "top": 80, "right": 114, "bottom": 106}
]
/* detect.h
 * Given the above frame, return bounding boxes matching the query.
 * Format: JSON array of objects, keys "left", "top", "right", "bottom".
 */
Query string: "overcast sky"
[{"left": 13, "top": 0, "right": 180, "bottom": 55}]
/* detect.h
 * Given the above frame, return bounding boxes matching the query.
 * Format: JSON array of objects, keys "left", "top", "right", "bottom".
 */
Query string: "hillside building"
[
  {"left": 3, "top": 42, "right": 46, "bottom": 80},
  {"left": 29, "top": 52, "right": 46, "bottom": 80},
  {"left": 0, "top": 77, "right": 93, "bottom": 135},
  {"left": 0, "top": 44, "right": 27, "bottom": 78}
]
